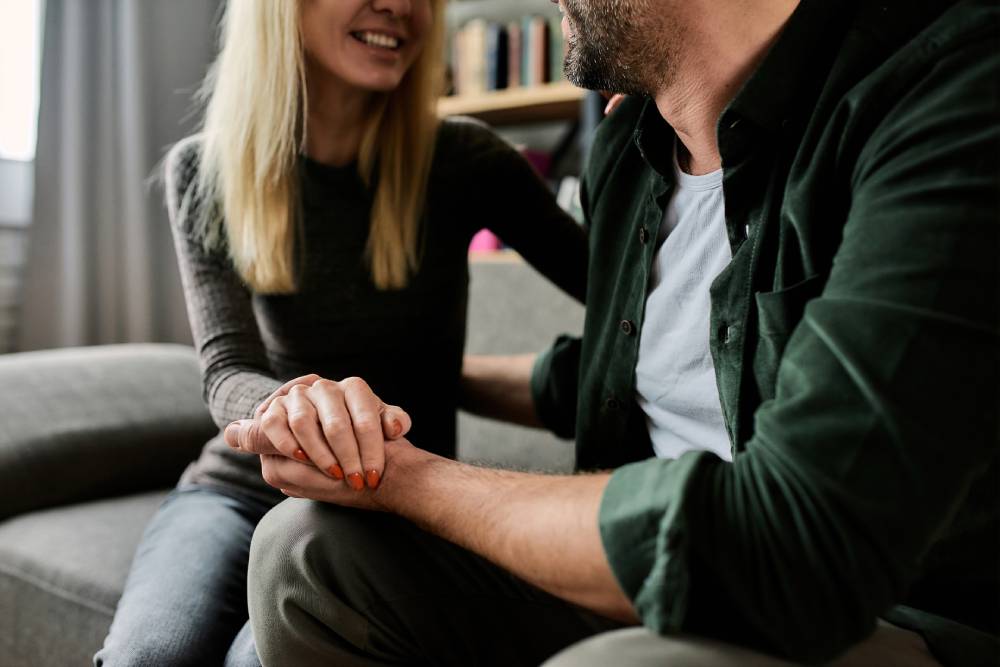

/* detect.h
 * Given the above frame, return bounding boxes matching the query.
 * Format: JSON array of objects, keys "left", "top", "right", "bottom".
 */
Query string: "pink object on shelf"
[{"left": 469, "top": 229, "right": 502, "bottom": 252}]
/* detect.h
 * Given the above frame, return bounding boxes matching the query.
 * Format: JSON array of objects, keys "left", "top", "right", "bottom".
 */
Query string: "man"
[{"left": 227, "top": 0, "right": 999, "bottom": 664}]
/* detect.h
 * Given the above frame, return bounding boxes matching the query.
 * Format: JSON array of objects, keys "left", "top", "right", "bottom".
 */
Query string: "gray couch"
[{"left": 0, "top": 260, "right": 583, "bottom": 666}]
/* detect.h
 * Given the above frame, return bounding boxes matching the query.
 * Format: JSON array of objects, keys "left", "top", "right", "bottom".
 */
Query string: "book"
[
  {"left": 549, "top": 15, "right": 564, "bottom": 83},
  {"left": 529, "top": 16, "right": 550, "bottom": 86},
  {"left": 450, "top": 26, "right": 464, "bottom": 95},
  {"left": 462, "top": 19, "right": 488, "bottom": 95},
  {"left": 506, "top": 21, "right": 522, "bottom": 89},
  {"left": 521, "top": 16, "right": 533, "bottom": 87},
  {"left": 485, "top": 23, "right": 509, "bottom": 91},
  {"left": 447, "top": 12, "right": 567, "bottom": 96}
]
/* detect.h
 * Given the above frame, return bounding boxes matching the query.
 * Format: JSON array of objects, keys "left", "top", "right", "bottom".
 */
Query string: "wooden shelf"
[
  {"left": 438, "top": 82, "right": 584, "bottom": 126},
  {"left": 468, "top": 249, "right": 523, "bottom": 264}
]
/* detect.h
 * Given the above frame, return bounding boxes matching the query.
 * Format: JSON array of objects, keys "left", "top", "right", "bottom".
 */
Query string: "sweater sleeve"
[
  {"left": 164, "top": 137, "right": 282, "bottom": 430},
  {"left": 440, "top": 117, "right": 588, "bottom": 304}
]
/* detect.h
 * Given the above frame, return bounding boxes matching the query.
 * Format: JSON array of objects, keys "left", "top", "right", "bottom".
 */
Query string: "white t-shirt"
[{"left": 634, "top": 147, "right": 733, "bottom": 462}]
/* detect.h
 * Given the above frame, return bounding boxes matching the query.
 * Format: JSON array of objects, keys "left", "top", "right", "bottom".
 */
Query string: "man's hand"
[
  {"left": 223, "top": 374, "right": 412, "bottom": 490},
  {"left": 259, "top": 433, "right": 637, "bottom": 624},
  {"left": 258, "top": 437, "right": 427, "bottom": 510}
]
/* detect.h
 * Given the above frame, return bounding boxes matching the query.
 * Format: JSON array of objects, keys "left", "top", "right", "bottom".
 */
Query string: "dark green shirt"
[{"left": 531, "top": 0, "right": 999, "bottom": 662}]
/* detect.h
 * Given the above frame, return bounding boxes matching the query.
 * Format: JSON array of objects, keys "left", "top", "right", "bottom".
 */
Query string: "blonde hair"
[{"left": 197, "top": 0, "right": 445, "bottom": 292}]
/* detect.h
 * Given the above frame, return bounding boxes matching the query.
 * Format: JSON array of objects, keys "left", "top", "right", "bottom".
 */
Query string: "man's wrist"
[{"left": 377, "top": 441, "right": 446, "bottom": 517}]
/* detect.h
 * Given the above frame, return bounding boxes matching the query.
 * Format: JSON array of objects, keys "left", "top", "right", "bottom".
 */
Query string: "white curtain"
[{"left": 18, "top": 0, "right": 221, "bottom": 351}]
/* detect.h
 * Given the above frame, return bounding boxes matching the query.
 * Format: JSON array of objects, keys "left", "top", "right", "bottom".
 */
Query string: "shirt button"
[
  {"left": 638, "top": 226, "right": 650, "bottom": 245},
  {"left": 604, "top": 397, "right": 621, "bottom": 411},
  {"left": 620, "top": 319, "right": 635, "bottom": 336}
]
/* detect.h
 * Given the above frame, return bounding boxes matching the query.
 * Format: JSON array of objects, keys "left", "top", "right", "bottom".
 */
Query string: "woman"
[{"left": 93, "top": 0, "right": 586, "bottom": 665}]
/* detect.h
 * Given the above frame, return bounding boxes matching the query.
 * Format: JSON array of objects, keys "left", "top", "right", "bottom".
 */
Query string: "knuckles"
[
  {"left": 286, "top": 410, "right": 314, "bottom": 429},
  {"left": 341, "top": 376, "right": 370, "bottom": 392},
  {"left": 352, "top": 415, "right": 381, "bottom": 434},
  {"left": 260, "top": 411, "right": 284, "bottom": 431},
  {"left": 321, "top": 416, "right": 347, "bottom": 436}
]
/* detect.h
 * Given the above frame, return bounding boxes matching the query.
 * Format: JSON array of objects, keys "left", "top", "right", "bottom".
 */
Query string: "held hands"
[
  {"left": 257, "top": 436, "right": 426, "bottom": 512},
  {"left": 223, "top": 374, "right": 412, "bottom": 492}
]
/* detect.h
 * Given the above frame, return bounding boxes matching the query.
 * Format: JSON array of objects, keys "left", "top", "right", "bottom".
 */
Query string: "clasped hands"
[{"left": 223, "top": 374, "right": 415, "bottom": 507}]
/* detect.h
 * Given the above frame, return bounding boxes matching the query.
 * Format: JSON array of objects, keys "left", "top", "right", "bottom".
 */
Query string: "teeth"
[{"left": 358, "top": 31, "right": 399, "bottom": 49}]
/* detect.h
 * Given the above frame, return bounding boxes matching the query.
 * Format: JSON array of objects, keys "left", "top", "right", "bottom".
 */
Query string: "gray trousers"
[
  {"left": 544, "top": 623, "right": 940, "bottom": 667},
  {"left": 248, "top": 499, "right": 940, "bottom": 667}
]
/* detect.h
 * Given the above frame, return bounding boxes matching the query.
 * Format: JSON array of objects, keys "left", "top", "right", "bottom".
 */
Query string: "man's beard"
[{"left": 562, "top": 0, "right": 671, "bottom": 97}]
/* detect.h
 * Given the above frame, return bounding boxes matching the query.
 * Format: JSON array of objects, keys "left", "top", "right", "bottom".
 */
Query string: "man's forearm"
[
  {"left": 459, "top": 354, "right": 543, "bottom": 428},
  {"left": 381, "top": 444, "right": 638, "bottom": 623}
]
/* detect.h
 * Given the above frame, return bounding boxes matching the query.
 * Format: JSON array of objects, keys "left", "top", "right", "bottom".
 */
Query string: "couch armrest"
[{"left": 0, "top": 344, "right": 216, "bottom": 520}]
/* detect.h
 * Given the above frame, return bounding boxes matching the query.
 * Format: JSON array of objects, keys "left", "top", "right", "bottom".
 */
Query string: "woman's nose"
[{"left": 371, "top": 0, "right": 411, "bottom": 18}]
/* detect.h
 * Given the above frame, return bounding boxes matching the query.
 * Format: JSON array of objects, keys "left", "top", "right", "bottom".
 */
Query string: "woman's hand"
[
  {"left": 224, "top": 374, "right": 412, "bottom": 490},
  {"left": 601, "top": 92, "right": 626, "bottom": 115}
]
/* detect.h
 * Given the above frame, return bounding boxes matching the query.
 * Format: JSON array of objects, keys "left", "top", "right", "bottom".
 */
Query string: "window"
[{"left": 0, "top": 0, "right": 44, "bottom": 162}]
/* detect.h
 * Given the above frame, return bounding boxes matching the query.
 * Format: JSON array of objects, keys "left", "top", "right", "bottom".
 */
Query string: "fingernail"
[
  {"left": 347, "top": 472, "right": 364, "bottom": 491},
  {"left": 327, "top": 464, "right": 344, "bottom": 480},
  {"left": 293, "top": 448, "right": 309, "bottom": 462},
  {"left": 366, "top": 469, "right": 381, "bottom": 489},
  {"left": 391, "top": 419, "right": 402, "bottom": 438}
]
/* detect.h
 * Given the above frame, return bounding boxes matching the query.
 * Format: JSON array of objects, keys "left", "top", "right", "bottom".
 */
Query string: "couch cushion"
[
  {"left": 0, "top": 344, "right": 216, "bottom": 520},
  {"left": 460, "top": 261, "right": 584, "bottom": 472},
  {"left": 0, "top": 491, "right": 168, "bottom": 667}
]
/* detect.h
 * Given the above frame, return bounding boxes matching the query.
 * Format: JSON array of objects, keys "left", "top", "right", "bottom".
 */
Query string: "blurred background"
[{"left": 0, "top": 0, "right": 603, "bottom": 355}]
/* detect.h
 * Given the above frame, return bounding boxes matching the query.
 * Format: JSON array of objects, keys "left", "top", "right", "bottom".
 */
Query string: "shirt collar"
[
  {"left": 632, "top": 0, "right": 860, "bottom": 175},
  {"left": 633, "top": 101, "right": 676, "bottom": 180},
  {"left": 722, "top": 0, "right": 859, "bottom": 137}
]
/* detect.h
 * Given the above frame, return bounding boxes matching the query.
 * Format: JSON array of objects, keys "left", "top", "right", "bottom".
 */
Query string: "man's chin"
[{"left": 563, "top": 59, "right": 608, "bottom": 93}]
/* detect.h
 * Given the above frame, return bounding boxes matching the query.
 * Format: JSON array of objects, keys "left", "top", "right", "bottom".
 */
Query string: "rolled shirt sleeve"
[{"left": 530, "top": 334, "right": 583, "bottom": 439}]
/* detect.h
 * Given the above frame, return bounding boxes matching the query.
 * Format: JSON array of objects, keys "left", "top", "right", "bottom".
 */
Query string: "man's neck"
[
  {"left": 654, "top": 0, "right": 799, "bottom": 176},
  {"left": 303, "top": 62, "right": 373, "bottom": 168}
]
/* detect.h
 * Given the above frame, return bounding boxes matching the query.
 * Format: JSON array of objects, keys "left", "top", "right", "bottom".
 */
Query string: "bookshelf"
[
  {"left": 447, "top": 0, "right": 590, "bottom": 263},
  {"left": 438, "top": 81, "right": 584, "bottom": 125},
  {"left": 443, "top": 0, "right": 580, "bottom": 126}
]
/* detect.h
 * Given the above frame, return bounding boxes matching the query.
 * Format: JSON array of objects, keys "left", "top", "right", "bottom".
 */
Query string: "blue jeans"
[{"left": 94, "top": 485, "right": 275, "bottom": 666}]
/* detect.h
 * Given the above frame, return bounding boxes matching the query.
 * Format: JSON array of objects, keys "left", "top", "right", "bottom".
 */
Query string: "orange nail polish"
[
  {"left": 391, "top": 420, "right": 402, "bottom": 438},
  {"left": 293, "top": 448, "right": 309, "bottom": 462},
  {"left": 327, "top": 464, "right": 344, "bottom": 480},
  {"left": 366, "top": 469, "right": 380, "bottom": 489},
  {"left": 347, "top": 472, "right": 364, "bottom": 491}
]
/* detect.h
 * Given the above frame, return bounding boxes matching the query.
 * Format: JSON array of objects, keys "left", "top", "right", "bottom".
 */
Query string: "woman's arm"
[
  {"left": 164, "top": 138, "right": 282, "bottom": 429},
  {"left": 168, "top": 139, "right": 413, "bottom": 488},
  {"left": 458, "top": 354, "right": 541, "bottom": 427},
  {"left": 442, "top": 121, "right": 588, "bottom": 427},
  {"left": 447, "top": 119, "right": 589, "bottom": 303}
]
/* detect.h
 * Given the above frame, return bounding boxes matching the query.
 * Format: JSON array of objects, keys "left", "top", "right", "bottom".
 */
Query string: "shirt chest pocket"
[{"left": 752, "top": 273, "right": 827, "bottom": 402}]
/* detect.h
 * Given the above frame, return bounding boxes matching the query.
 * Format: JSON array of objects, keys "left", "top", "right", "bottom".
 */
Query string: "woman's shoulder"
[
  {"left": 165, "top": 135, "right": 203, "bottom": 203},
  {"left": 434, "top": 116, "right": 518, "bottom": 163},
  {"left": 163, "top": 135, "right": 212, "bottom": 238}
]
